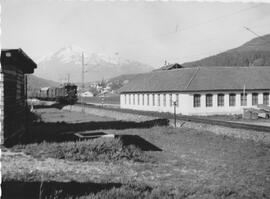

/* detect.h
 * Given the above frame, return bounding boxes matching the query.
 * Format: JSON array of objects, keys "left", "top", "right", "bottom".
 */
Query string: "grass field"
[
  {"left": 2, "top": 108, "right": 270, "bottom": 198},
  {"left": 105, "top": 127, "right": 270, "bottom": 196},
  {"left": 34, "top": 108, "right": 114, "bottom": 123}
]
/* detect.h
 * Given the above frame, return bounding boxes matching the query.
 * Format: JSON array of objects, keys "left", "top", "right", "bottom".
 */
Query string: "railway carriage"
[{"left": 29, "top": 83, "right": 78, "bottom": 104}]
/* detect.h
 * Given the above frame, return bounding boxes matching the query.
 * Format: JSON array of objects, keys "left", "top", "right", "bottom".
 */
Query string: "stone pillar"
[
  {"left": 247, "top": 93, "right": 252, "bottom": 107},
  {"left": 201, "top": 94, "right": 206, "bottom": 108},
  {"left": 224, "top": 93, "right": 230, "bottom": 107},
  {"left": 236, "top": 93, "right": 241, "bottom": 107},
  {"left": 258, "top": 93, "right": 263, "bottom": 105},
  {"left": 213, "top": 93, "right": 218, "bottom": 108}
]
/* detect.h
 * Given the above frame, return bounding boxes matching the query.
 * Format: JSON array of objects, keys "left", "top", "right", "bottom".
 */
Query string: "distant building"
[
  {"left": 154, "top": 63, "right": 183, "bottom": 71},
  {"left": 80, "top": 91, "right": 94, "bottom": 97},
  {"left": 0, "top": 49, "right": 37, "bottom": 145},
  {"left": 119, "top": 66, "right": 270, "bottom": 116}
]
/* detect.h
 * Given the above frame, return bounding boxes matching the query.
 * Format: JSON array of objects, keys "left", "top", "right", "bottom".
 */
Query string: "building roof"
[
  {"left": 154, "top": 63, "right": 183, "bottom": 71},
  {"left": 119, "top": 66, "right": 270, "bottom": 93},
  {"left": 1, "top": 48, "right": 37, "bottom": 73}
]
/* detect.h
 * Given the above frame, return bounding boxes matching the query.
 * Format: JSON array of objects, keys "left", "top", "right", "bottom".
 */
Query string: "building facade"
[
  {"left": 0, "top": 49, "right": 37, "bottom": 145},
  {"left": 119, "top": 67, "right": 270, "bottom": 116}
]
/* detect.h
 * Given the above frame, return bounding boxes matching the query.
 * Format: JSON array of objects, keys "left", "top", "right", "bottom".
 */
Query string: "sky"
[{"left": 1, "top": 0, "right": 270, "bottom": 67}]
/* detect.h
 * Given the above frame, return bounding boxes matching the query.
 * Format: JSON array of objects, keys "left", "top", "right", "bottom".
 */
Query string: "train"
[{"left": 28, "top": 83, "right": 78, "bottom": 104}]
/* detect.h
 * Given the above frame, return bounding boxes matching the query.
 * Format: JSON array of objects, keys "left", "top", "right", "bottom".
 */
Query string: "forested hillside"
[
  {"left": 27, "top": 74, "right": 59, "bottom": 89},
  {"left": 182, "top": 34, "right": 270, "bottom": 67}
]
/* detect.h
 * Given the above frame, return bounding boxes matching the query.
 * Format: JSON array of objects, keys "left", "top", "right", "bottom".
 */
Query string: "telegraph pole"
[
  {"left": 81, "top": 52, "right": 85, "bottom": 113},
  {"left": 173, "top": 101, "right": 177, "bottom": 128},
  {"left": 67, "top": 73, "right": 70, "bottom": 83}
]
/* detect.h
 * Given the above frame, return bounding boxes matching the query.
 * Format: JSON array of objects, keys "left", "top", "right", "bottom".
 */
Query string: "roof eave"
[{"left": 1, "top": 48, "right": 37, "bottom": 74}]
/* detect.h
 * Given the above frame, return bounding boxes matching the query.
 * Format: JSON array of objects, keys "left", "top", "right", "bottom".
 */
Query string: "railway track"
[{"left": 76, "top": 102, "right": 270, "bottom": 133}]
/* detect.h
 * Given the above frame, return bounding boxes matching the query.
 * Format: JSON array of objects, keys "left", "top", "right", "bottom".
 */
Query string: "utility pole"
[
  {"left": 81, "top": 52, "right": 85, "bottom": 113},
  {"left": 67, "top": 73, "right": 70, "bottom": 83},
  {"left": 173, "top": 101, "right": 177, "bottom": 128},
  {"left": 59, "top": 77, "right": 63, "bottom": 85}
]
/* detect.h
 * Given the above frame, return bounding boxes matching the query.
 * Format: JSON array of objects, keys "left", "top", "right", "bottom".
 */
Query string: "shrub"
[
  {"left": 79, "top": 183, "right": 153, "bottom": 199},
  {"left": 12, "top": 138, "right": 151, "bottom": 162}
]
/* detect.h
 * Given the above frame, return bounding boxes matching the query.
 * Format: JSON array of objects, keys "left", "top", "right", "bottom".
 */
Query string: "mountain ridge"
[
  {"left": 182, "top": 34, "right": 270, "bottom": 67},
  {"left": 35, "top": 45, "right": 154, "bottom": 82},
  {"left": 27, "top": 74, "right": 59, "bottom": 89},
  {"left": 29, "top": 34, "right": 270, "bottom": 90}
]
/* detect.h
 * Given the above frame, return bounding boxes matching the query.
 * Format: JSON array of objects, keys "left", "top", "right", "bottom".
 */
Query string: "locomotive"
[{"left": 29, "top": 83, "right": 78, "bottom": 104}]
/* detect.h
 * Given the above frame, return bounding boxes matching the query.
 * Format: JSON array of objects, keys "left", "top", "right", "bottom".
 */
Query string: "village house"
[
  {"left": 119, "top": 66, "right": 270, "bottom": 116},
  {"left": 0, "top": 48, "right": 37, "bottom": 145},
  {"left": 80, "top": 91, "right": 94, "bottom": 97}
]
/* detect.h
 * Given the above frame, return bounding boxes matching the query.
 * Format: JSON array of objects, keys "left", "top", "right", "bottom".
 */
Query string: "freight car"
[{"left": 28, "top": 83, "right": 78, "bottom": 104}]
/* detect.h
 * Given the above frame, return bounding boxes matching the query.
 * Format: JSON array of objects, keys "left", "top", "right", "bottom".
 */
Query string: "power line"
[
  {"left": 128, "top": 4, "right": 262, "bottom": 46},
  {"left": 244, "top": 26, "right": 270, "bottom": 45},
  {"left": 179, "top": 4, "right": 262, "bottom": 32},
  {"left": 126, "top": 4, "right": 265, "bottom": 66}
]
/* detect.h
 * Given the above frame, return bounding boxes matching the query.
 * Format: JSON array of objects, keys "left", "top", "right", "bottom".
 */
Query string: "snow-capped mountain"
[{"left": 35, "top": 45, "right": 153, "bottom": 82}]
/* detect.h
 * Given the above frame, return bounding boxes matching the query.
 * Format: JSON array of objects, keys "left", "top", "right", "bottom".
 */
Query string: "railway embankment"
[
  {"left": 174, "top": 120, "right": 270, "bottom": 144},
  {"left": 64, "top": 105, "right": 270, "bottom": 144},
  {"left": 63, "top": 105, "right": 158, "bottom": 122}
]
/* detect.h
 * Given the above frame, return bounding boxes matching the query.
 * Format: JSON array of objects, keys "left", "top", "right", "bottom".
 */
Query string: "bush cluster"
[{"left": 12, "top": 138, "right": 150, "bottom": 162}]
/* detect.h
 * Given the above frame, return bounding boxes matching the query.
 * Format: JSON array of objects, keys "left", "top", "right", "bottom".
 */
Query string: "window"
[
  {"left": 217, "top": 94, "right": 224, "bottom": 107},
  {"left": 6, "top": 52, "right": 11, "bottom": 57},
  {"left": 137, "top": 94, "right": 140, "bottom": 105},
  {"left": 142, "top": 94, "right": 144, "bottom": 105},
  {"left": 147, "top": 94, "right": 149, "bottom": 105},
  {"left": 152, "top": 94, "right": 155, "bottom": 106},
  {"left": 263, "top": 93, "right": 269, "bottom": 105},
  {"left": 176, "top": 94, "right": 179, "bottom": 107},
  {"left": 252, "top": 93, "right": 258, "bottom": 105},
  {"left": 128, "top": 94, "right": 131, "bottom": 105},
  {"left": 163, "top": 94, "right": 166, "bottom": 106},
  {"left": 193, "top": 94, "right": 201, "bottom": 107},
  {"left": 206, "top": 94, "right": 213, "bottom": 107},
  {"left": 241, "top": 93, "right": 247, "bottom": 106},
  {"left": 169, "top": 94, "right": 173, "bottom": 107},
  {"left": 229, "top": 93, "right": 236, "bottom": 107},
  {"left": 158, "top": 94, "right": 160, "bottom": 106}
]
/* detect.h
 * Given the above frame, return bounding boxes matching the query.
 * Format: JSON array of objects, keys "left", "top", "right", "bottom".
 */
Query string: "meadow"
[{"left": 2, "top": 107, "right": 270, "bottom": 198}]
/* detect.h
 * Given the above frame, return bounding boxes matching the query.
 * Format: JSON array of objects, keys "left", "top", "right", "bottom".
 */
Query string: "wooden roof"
[{"left": 1, "top": 48, "right": 37, "bottom": 74}]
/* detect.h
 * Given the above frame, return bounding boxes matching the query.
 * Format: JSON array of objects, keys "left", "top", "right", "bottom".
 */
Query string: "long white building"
[{"left": 119, "top": 66, "right": 270, "bottom": 116}]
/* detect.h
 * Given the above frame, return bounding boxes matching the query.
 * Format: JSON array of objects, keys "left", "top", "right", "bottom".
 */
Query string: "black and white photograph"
[{"left": 1, "top": 0, "right": 270, "bottom": 198}]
